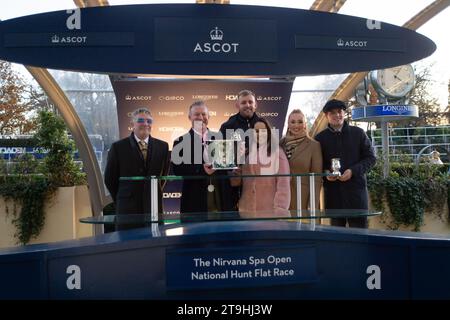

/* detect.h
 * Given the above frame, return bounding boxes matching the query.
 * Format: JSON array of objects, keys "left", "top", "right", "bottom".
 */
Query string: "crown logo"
[
  {"left": 125, "top": 95, "right": 132, "bottom": 101},
  {"left": 51, "top": 35, "right": 60, "bottom": 43},
  {"left": 210, "top": 27, "right": 223, "bottom": 41},
  {"left": 337, "top": 38, "right": 344, "bottom": 47},
  {"left": 257, "top": 96, "right": 263, "bottom": 101}
]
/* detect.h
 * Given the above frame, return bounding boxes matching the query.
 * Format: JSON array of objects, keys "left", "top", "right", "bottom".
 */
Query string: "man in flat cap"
[{"left": 314, "top": 99, "right": 376, "bottom": 228}]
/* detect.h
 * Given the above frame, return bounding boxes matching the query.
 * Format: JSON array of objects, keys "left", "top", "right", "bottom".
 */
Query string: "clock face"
[{"left": 373, "top": 64, "right": 415, "bottom": 98}]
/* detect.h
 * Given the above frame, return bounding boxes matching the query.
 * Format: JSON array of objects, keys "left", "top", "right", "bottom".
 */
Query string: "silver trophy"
[
  {"left": 331, "top": 158, "right": 341, "bottom": 176},
  {"left": 207, "top": 140, "right": 238, "bottom": 170}
]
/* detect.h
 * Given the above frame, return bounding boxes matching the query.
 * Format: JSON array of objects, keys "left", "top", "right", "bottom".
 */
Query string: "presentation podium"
[
  {"left": 2, "top": 215, "right": 450, "bottom": 299},
  {"left": 2, "top": 173, "right": 450, "bottom": 299}
]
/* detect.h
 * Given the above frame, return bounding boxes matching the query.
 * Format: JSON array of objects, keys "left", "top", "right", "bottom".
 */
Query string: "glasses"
[{"left": 136, "top": 118, "right": 153, "bottom": 124}]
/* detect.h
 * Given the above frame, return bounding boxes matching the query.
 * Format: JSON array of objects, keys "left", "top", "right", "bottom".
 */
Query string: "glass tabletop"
[
  {"left": 118, "top": 173, "right": 333, "bottom": 182},
  {"left": 80, "top": 209, "right": 381, "bottom": 225}
]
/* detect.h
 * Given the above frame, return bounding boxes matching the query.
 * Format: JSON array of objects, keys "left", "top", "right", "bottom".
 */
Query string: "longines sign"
[
  {"left": 0, "top": 4, "right": 436, "bottom": 75},
  {"left": 352, "top": 104, "right": 419, "bottom": 122},
  {"left": 154, "top": 18, "right": 277, "bottom": 62}
]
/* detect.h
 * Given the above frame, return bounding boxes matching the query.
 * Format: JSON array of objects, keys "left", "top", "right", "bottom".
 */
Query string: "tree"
[
  {"left": 394, "top": 65, "right": 445, "bottom": 127},
  {"left": 0, "top": 60, "right": 50, "bottom": 135}
]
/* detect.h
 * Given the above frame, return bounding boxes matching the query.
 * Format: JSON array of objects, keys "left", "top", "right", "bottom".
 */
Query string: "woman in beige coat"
[{"left": 280, "top": 109, "right": 323, "bottom": 216}]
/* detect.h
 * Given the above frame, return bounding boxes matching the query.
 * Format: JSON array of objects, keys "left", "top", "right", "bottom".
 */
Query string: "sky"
[{"left": 0, "top": 0, "right": 448, "bottom": 126}]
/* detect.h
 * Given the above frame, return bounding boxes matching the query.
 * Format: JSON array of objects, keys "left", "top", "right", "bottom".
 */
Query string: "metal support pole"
[
  {"left": 296, "top": 176, "right": 302, "bottom": 218},
  {"left": 309, "top": 175, "right": 316, "bottom": 230},
  {"left": 150, "top": 176, "right": 159, "bottom": 223},
  {"left": 309, "top": 175, "right": 316, "bottom": 217},
  {"left": 381, "top": 121, "right": 390, "bottom": 178}
]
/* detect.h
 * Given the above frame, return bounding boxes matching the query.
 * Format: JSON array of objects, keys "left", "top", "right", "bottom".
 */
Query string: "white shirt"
[
  {"left": 192, "top": 128, "right": 208, "bottom": 143},
  {"left": 134, "top": 134, "right": 149, "bottom": 145}
]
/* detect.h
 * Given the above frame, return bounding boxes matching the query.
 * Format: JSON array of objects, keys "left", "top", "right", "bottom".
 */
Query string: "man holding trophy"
[
  {"left": 219, "top": 89, "right": 262, "bottom": 211},
  {"left": 172, "top": 101, "right": 222, "bottom": 215},
  {"left": 315, "top": 99, "right": 376, "bottom": 228}
]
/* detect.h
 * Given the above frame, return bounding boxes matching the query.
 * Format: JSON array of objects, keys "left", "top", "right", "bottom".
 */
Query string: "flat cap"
[{"left": 322, "top": 99, "right": 347, "bottom": 113}]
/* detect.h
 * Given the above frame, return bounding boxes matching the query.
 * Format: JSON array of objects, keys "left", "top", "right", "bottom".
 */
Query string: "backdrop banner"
[{"left": 112, "top": 78, "right": 294, "bottom": 215}]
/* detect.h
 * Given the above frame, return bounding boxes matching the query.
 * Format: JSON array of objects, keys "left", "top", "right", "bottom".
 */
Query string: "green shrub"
[
  {"left": 368, "top": 159, "right": 448, "bottom": 231},
  {"left": 0, "top": 111, "right": 87, "bottom": 244}
]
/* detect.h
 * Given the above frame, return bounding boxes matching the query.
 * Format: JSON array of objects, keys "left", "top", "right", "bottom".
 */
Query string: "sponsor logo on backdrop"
[
  {"left": 193, "top": 27, "right": 239, "bottom": 54},
  {"left": 163, "top": 192, "right": 182, "bottom": 199},
  {"left": 163, "top": 211, "right": 180, "bottom": 215},
  {"left": 258, "top": 112, "right": 279, "bottom": 117},
  {"left": 225, "top": 95, "right": 238, "bottom": 101},
  {"left": 159, "top": 96, "right": 185, "bottom": 101},
  {"left": 192, "top": 95, "right": 219, "bottom": 100},
  {"left": 224, "top": 94, "right": 280, "bottom": 101},
  {"left": 125, "top": 95, "right": 152, "bottom": 101},
  {"left": 158, "top": 111, "right": 185, "bottom": 117},
  {"left": 208, "top": 111, "right": 217, "bottom": 116},
  {"left": 337, "top": 38, "right": 368, "bottom": 48},
  {"left": 257, "top": 96, "right": 283, "bottom": 101},
  {"left": 224, "top": 112, "right": 237, "bottom": 117}
]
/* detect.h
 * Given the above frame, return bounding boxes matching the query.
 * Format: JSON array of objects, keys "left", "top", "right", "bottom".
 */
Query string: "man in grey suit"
[{"left": 105, "top": 107, "right": 169, "bottom": 230}]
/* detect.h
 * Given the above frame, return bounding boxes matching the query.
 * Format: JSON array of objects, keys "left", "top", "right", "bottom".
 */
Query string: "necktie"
[{"left": 139, "top": 140, "right": 147, "bottom": 161}]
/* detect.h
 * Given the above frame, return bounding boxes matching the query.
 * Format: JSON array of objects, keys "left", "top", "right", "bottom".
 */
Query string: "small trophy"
[{"left": 331, "top": 158, "right": 341, "bottom": 176}]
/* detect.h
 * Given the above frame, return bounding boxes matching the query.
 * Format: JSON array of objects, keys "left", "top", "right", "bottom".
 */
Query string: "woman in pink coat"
[{"left": 237, "top": 118, "right": 291, "bottom": 218}]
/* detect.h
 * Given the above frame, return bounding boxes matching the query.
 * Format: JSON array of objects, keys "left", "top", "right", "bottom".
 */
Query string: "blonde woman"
[{"left": 280, "top": 109, "right": 322, "bottom": 215}]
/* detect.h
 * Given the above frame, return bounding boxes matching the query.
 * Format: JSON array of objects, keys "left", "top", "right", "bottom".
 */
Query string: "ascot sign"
[
  {"left": 193, "top": 27, "right": 239, "bottom": 54},
  {"left": 0, "top": 4, "right": 436, "bottom": 75}
]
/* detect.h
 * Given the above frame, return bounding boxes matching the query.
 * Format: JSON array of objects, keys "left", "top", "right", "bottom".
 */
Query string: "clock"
[{"left": 370, "top": 64, "right": 415, "bottom": 99}]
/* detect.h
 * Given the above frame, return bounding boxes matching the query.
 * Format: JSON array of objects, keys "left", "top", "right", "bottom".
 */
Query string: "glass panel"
[
  {"left": 48, "top": 70, "right": 119, "bottom": 173},
  {"left": 285, "top": 73, "right": 349, "bottom": 134},
  {"left": 85, "top": 173, "right": 383, "bottom": 225},
  {"left": 80, "top": 210, "right": 381, "bottom": 225}
]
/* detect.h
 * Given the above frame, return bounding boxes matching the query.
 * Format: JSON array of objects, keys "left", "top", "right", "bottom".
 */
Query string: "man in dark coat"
[
  {"left": 314, "top": 99, "right": 376, "bottom": 228},
  {"left": 104, "top": 107, "right": 169, "bottom": 230},
  {"left": 172, "top": 101, "right": 226, "bottom": 218},
  {"left": 219, "top": 90, "right": 262, "bottom": 211}
]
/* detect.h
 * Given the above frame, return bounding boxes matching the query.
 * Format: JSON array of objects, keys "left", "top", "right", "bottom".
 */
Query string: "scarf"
[{"left": 282, "top": 132, "right": 306, "bottom": 160}]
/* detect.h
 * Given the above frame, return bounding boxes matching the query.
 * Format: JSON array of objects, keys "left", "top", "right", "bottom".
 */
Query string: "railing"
[
  {"left": 370, "top": 125, "right": 450, "bottom": 161},
  {"left": 81, "top": 173, "right": 381, "bottom": 227}
]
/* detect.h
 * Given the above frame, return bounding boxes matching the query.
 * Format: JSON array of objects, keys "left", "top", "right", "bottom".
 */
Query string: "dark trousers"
[{"left": 330, "top": 217, "right": 368, "bottom": 229}]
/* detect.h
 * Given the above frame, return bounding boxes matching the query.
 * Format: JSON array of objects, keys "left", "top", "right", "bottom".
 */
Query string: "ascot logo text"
[
  {"left": 337, "top": 38, "right": 368, "bottom": 48},
  {"left": 257, "top": 96, "right": 283, "bottom": 101},
  {"left": 51, "top": 35, "right": 87, "bottom": 44},
  {"left": 194, "top": 27, "right": 239, "bottom": 54},
  {"left": 125, "top": 95, "right": 152, "bottom": 101}
]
